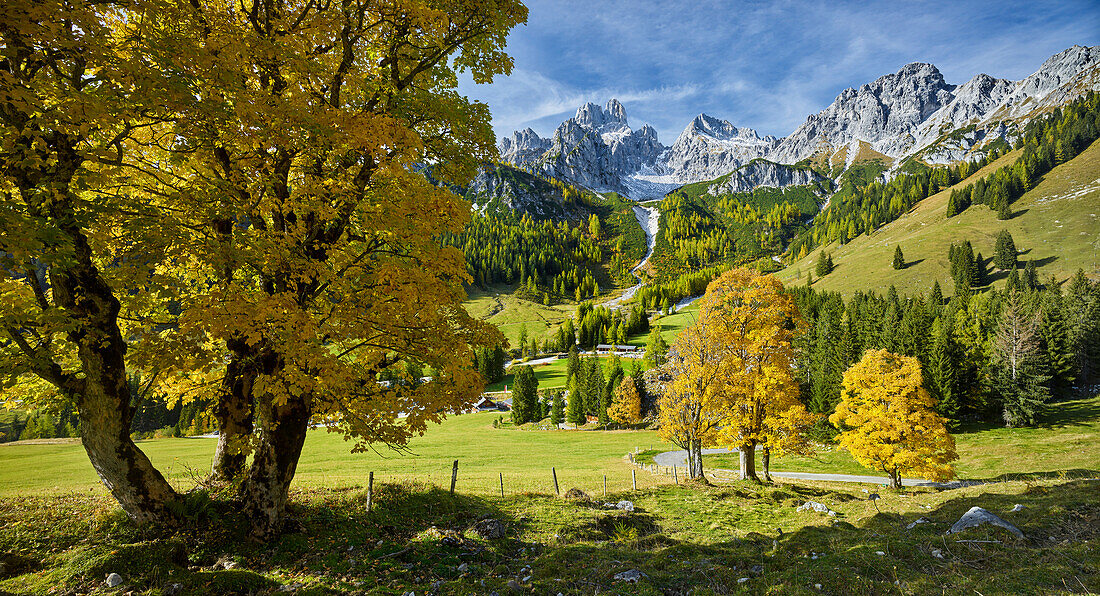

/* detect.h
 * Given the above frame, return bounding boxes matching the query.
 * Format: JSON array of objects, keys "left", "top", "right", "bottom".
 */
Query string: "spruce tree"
[
  {"left": 1040, "top": 291, "right": 1075, "bottom": 397},
  {"left": 928, "top": 318, "right": 960, "bottom": 422},
  {"left": 491, "top": 345, "right": 506, "bottom": 383},
  {"left": 549, "top": 391, "right": 564, "bottom": 425},
  {"left": 974, "top": 252, "right": 988, "bottom": 287},
  {"left": 892, "top": 245, "right": 905, "bottom": 270},
  {"left": 510, "top": 365, "right": 538, "bottom": 425},
  {"left": 930, "top": 281, "right": 944, "bottom": 310},
  {"left": 994, "top": 292, "right": 1050, "bottom": 427},
  {"left": 565, "top": 376, "right": 585, "bottom": 427},
  {"left": 1023, "top": 260, "right": 1039, "bottom": 291},
  {"left": 566, "top": 344, "right": 580, "bottom": 381},
  {"left": 584, "top": 356, "right": 605, "bottom": 416},
  {"left": 815, "top": 250, "right": 833, "bottom": 277},
  {"left": 994, "top": 230, "right": 1017, "bottom": 270}
]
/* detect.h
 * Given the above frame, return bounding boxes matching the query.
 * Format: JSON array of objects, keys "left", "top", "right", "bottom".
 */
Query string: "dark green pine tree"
[
  {"left": 974, "top": 252, "right": 988, "bottom": 287},
  {"left": 927, "top": 318, "right": 960, "bottom": 423},
  {"left": 1023, "top": 260, "right": 1039, "bottom": 291},
  {"left": 1004, "top": 267, "right": 1021, "bottom": 293},
  {"left": 994, "top": 230, "right": 1017, "bottom": 270},
  {"left": 584, "top": 356, "right": 604, "bottom": 416},
  {"left": 1066, "top": 269, "right": 1100, "bottom": 386},
  {"left": 491, "top": 345, "right": 506, "bottom": 383},
  {"left": 995, "top": 293, "right": 1050, "bottom": 427},
  {"left": 946, "top": 190, "right": 960, "bottom": 218},
  {"left": 566, "top": 344, "right": 580, "bottom": 381},
  {"left": 510, "top": 365, "right": 539, "bottom": 425},
  {"left": 996, "top": 194, "right": 1012, "bottom": 220},
  {"left": 549, "top": 391, "right": 564, "bottom": 425},
  {"left": 601, "top": 356, "right": 624, "bottom": 425},
  {"left": 815, "top": 250, "right": 833, "bottom": 277},
  {"left": 930, "top": 281, "right": 944, "bottom": 311},
  {"left": 1040, "top": 291, "right": 1075, "bottom": 397},
  {"left": 892, "top": 245, "right": 905, "bottom": 270},
  {"left": 565, "top": 376, "right": 585, "bottom": 427}
]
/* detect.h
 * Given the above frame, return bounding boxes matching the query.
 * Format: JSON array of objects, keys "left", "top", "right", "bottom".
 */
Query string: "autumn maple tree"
[
  {"left": 658, "top": 268, "right": 808, "bottom": 481},
  {"left": 608, "top": 376, "right": 642, "bottom": 425},
  {"left": 1, "top": 0, "right": 525, "bottom": 535},
  {"left": 829, "top": 349, "right": 958, "bottom": 488}
]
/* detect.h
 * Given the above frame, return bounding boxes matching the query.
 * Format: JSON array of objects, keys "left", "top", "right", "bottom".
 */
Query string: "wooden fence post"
[
  {"left": 603, "top": 474, "right": 607, "bottom": 498},
  {"left": 499, "top": 472, "right": 504, "bottom": 499},
  {"left": 632, "top": 469, "right": 637, "bottom": 491},
  {"left": 552, "top": 467, "right": 560, "bottom": 496},
  {"left": 673, "top": 465, "right": 678, "bottom": 484},
  {"left": 367, "top": 471, "right": 374, "bottom": 512},
  {"left": 450, "top": 460, "right": 459, "bottom": 495}
]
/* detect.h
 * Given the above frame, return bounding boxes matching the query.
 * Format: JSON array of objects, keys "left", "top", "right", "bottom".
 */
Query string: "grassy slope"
[
  {"left": 0, "top": 412, "right": 667, "bottom": 498},
  {"left": 777, "top": 139, "right": 1100, "bottom": 296},
  {"left": 463, "top": 284, "right": 572, "bottom": 348},
  {"left": 2, "top": 474, "right": 1096, "bottom": 595}
]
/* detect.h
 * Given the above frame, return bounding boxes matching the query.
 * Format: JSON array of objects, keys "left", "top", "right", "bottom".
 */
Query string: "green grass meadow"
[{"left": 0, "top": 412, "right": 667, "bottom": 498}]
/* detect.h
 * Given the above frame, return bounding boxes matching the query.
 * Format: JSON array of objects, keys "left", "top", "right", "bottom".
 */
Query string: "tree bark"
[
  {"left": 242, "top": 391, "right": 312, "bottom": 538},
  {"left": 688, "top": 438, "right": 704, "bottom": 479},
  {"left": 50, "top": 223, "right": 180, "bottom": 525},
  {"left": 890, "top": 467, "right": 902, "bottom": 489},
  {"left": 739, "top": 441, "right": 759, "bottom": 482},
  {"left": 211, "top": 338, "right": 257, "bottom": 481},
  {"left": 762, "top": 445, "right": 772, "bottom": 482}
]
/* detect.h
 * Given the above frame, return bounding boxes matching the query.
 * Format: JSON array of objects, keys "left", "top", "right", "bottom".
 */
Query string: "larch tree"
[{"left": 829, "top": 349, "right": 958, "bottom": 488}]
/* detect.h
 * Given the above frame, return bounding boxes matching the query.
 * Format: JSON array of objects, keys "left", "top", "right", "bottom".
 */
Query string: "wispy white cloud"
[{"left": 459, "top": 0, "right": 1100, "bottom": 144}]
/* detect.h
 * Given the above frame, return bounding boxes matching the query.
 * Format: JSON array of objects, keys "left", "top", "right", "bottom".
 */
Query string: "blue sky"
[{"left": 457, "top": 0, "right": 1099, "bottom": 143}]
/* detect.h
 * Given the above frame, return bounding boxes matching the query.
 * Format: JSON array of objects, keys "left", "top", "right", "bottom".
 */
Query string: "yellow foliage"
[
  {"left": 658, "top": 268, "right": 810, "bottom": 478},
  {"left": 608, "top": 376, "right": 642, "bottom": 425},
  {"left": 830, "top": 349, "right": 958, "bottom": 486}
]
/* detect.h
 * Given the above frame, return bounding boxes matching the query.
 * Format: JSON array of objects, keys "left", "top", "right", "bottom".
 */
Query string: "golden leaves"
[
  {"left": 659, "top": 268, "right": 808, "bottom": 452},
  {"left": 830, "top": 349, "right": 958, "bottom": 482}
]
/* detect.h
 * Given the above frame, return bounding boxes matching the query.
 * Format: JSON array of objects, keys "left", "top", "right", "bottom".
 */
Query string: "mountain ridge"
[{"left": 498, "top": 44, "right": 1100, "bottom": 199}]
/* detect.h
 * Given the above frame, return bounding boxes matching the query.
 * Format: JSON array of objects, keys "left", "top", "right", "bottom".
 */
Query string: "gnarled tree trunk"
[
  {"left": 49, "top": 217, "right": 180, "bottom": 525},
  {"left": 211, "top": 338, "right": 257, "bottom": 481},
  {"left": 739, "top": 440, "right": 759, "bottom": 482},
  {"left": 243, "top": 391, "right": 312, "bottom": 538}
]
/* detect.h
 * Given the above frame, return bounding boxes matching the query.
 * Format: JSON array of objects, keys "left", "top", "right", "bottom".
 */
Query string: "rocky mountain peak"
[{"left": 574, "top": 99, "right": 629, "bottom": 132}]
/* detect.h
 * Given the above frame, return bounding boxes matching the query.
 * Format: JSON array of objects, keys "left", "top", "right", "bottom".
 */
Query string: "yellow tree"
[
  {"left": 0, "top": 0, "right": 193, "bottom": 524},
  {"left": 608, "top": 376, "right": 641, "bottom": 425},
  {"left": 830, "top": 349, "right": 958, "bottom": 488},
  {"left": 129, "top": 0, "right": 525, "bottom": 536},
  {"left": 1, "top": 0, "right": 525, "bottom": 535},
  {"left": 760, "top": 404, "right": 821, "bottom": 482},
  {"left": 702, "top": 268, "right": 805, "bottom": 482}
]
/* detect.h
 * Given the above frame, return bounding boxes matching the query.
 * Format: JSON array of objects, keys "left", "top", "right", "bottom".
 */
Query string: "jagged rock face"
[
  {"left": 503, "top": 99, "right": 665, "bottom": 194},
  {"left": 465, "top": 164, "right": 578, "bottom": 222},
  {"left": 705, "top": 161, "right": 825, "bottom": 195},
  {"left": 661, "top": 114, "right": 779, "bottom": 182},
  {"left": 499, "top": 128, "right": 551, "bottom": 165},
  {"left": 497, "top": 45, "right": 1100, "bottom": 198},
  {"left": 772, "top": 63, "right": 958, "bottom": 163},
  {"left": 915, "top": 44, "right": 1100, "bottom": 163}
]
